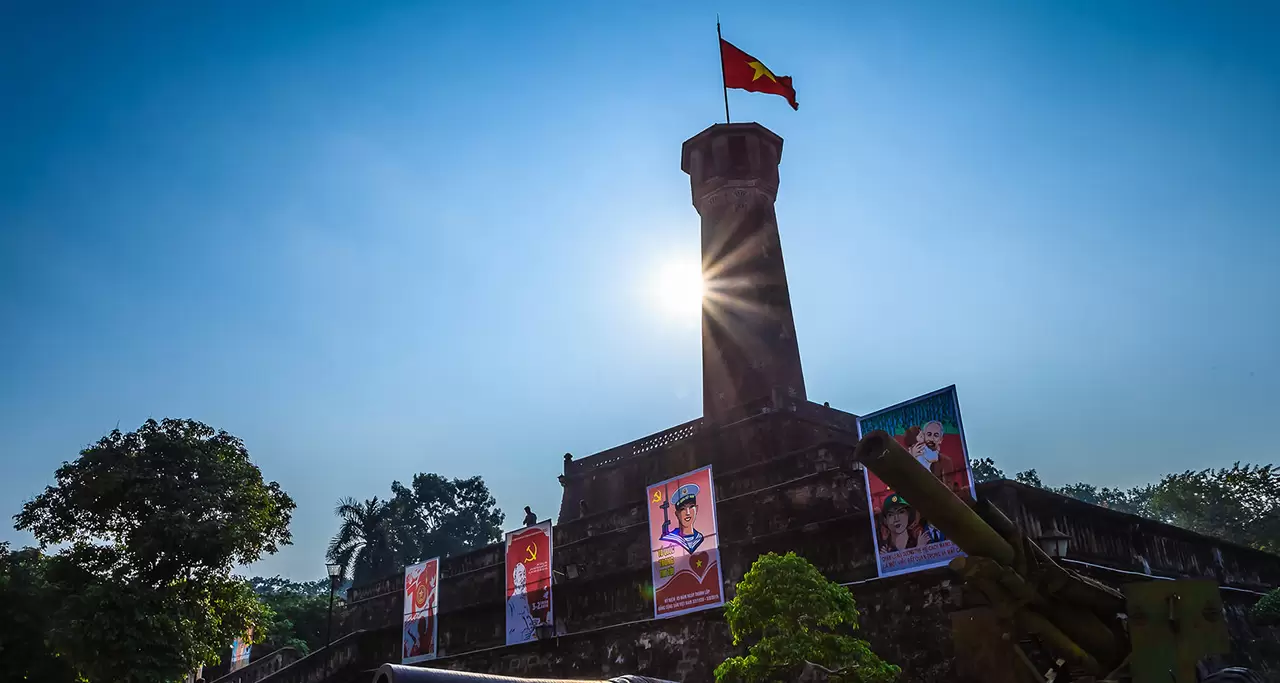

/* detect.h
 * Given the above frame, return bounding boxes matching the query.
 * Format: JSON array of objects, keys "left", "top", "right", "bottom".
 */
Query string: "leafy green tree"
[
  {"left": 14, "top": 418, "right": 295, "bottom": 683},
  {"left": 1147, "top": 464, "right": 1280, "bottom": 553},
  {"left": 390, "top": 474, "right": 505, "bottom": 562},
  {"left": 327, "top": 496, "right": 399, "bottom": 586},
  {"left": 970, "top": 457, "right": 1005, "bottom": 484},
  {"left": 1015, "top": 469, "right": 1045, "bottom": 488},
  {"left": 715, "top": 552, "right": 899, "bottom": 683},
  {"left": 1051, "top": 482, "right": 1155, "bottom": 517},
  {"left": 328, "top": 474, "right": 505, "bottom": 585},
  {"left": 250, "top": 576, "right": 336, "bottom": 654},
  {"left": 977, "top": 457, "right": 1279, "bottom": 552},
  {"left": 1252, "top": 586, "right": 1280, "bottom": 625},
  {"left": 0, "top": 543, "right": 84, "bottom": 683}
]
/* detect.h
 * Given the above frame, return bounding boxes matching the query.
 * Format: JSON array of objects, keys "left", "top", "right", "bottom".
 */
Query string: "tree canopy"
[
  {"left": 975, "top": 456, "right": 1280, "bottom": 553},
  {"left": 715, "top": 552, "right": 899, "bottom": 683},
  {"left": 0, "top": 543, "right": 84, "bottom": 683},
  {"left": 327, "top": 473, "right": 504, "bottom": 585},
  {"left": 250, "top": 576, "right": 338, "bottom": 655},
  {"left": 12, "top": 418, "right": 295, "bottom": 683}
]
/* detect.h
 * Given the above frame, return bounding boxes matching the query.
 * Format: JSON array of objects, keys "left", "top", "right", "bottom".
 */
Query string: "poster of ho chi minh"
[
  {"left": 646, "top": 465, "right": 724, "bottom": 619},
  {"left": 856, "top": 385, "right": 977, "bottom": 578},
  {"left": 505, "top": 520, "right": 553, "bottom": 645},
  {"left": 402, "top": 557, "right": 440, "bottom": 664}
]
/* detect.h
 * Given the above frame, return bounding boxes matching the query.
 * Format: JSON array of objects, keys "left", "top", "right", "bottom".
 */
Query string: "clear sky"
[{"left": 2, "top": 1, "right": 1277, "bottom": 581}]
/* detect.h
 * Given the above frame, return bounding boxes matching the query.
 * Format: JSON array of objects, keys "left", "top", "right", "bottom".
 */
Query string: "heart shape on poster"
[{"left": 688, "top": 551, "right": 712, "bottom": 581}]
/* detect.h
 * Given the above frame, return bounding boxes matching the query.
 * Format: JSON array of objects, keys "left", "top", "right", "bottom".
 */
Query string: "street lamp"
[
  {"left": 324, "top": 562, "right": 342, "bottom": 676},
  {"left": 1037, "top": 525, "right": 1071, "bottom": 559}
]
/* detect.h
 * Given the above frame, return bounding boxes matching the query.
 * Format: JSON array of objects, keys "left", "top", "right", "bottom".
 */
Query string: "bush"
[
  {"left": 1253, "top": 587, "right": 1280, "bottom": 625},
  {"left": 714, "top": 552, "right": 900, "bottom": 683}
]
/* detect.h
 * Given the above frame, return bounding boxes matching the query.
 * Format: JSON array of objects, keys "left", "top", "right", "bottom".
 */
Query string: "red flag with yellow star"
[{"left": 720, "top": 39, "right": 797, "bottom": 110}]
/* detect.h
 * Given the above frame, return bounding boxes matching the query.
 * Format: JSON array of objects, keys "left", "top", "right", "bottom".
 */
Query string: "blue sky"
[{"left": 2, "top": 1, "right": 1277, "bottom": 580}]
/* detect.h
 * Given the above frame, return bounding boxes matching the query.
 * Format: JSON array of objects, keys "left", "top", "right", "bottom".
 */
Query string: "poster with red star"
[
  {"left": 646, "top": 465, "right": 724, "bottom": 619},
  {"left": 504, "top": 520, "right": 553, "bottom": 645},
  {"left": 401, "top": 557, "right": 439, "bottom": 664}
]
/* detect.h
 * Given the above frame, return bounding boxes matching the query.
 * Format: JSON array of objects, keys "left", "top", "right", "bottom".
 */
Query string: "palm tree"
[{"left": 326, "top": 497, "right": 399, "bottom": 586}]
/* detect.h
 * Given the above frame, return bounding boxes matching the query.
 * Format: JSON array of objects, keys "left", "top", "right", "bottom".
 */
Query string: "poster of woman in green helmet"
[{"left": 857, "top": 385, "right": 976, "bottom": 577}]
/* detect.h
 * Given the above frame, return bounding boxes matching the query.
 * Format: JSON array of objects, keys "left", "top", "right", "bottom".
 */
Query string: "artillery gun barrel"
[
  {"left": 854, "top": 430, "right": 1016, "bottom": 566},
  {"left": 372, "top": 665, "right": 677, "bottom": 683}
]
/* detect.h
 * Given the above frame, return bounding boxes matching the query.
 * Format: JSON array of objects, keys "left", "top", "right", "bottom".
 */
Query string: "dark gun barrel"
[
  {"left": 854, "top": 430, "right": 1015, "bottom": 565},
  {"left": 853, "top": 429, "right": 1128, "bottom": 674},
  {"left": 372, "top": 665, "right": 678, "bottom": 683}
]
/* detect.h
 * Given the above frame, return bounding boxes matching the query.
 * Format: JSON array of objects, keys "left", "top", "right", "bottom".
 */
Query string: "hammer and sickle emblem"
[
  {"left": 524, "top": 543, "right": 537, "bottom": 562},
  {"left": 652, "top": 490, "right": 663, "bottom": 503}
]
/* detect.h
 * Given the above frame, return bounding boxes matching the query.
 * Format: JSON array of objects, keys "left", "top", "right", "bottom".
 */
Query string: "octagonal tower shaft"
[{"left": 682, "top": 123, "right": 807, "bottom": 421}]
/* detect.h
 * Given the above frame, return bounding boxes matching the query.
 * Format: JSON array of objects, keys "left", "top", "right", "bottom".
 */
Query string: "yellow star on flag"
[{"left": 748, "top": 60, "right": 777, "bottom": 83}]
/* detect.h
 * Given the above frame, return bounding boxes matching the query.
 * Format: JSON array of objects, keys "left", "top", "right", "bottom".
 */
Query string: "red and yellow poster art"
[
  {"left": 505, "top": 520, "right": 553, "bottom": 645},
  {"left": 402, "top": 557, "right": 439, "bottom": 664},
  {"left": 857, "top": 385, "right": 976, "bottom": 578},
  {"left": 646, "top": 465, "right": 724, "bottom": 619}
]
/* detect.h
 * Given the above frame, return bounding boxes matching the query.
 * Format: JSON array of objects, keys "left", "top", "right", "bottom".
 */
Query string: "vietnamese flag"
[{"left": 720, "top": 39, "right": 798, "bottom": 110}]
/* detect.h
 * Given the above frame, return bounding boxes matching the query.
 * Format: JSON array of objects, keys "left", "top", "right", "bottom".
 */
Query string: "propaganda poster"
[
  {"left": 402, "top": 557, "right": 440, "bottom": 664},
  {"left": 857, "top": 385, "right": 976, "bottom": 578},
  {"left": 505, "top": 520, "right": 553, "bottom": 645},
  {"left": 229, "top": 628, "right": 252, "bottom": 671},
  {"left": 646, "top": 465, "right": 724, "bottom": 619}
]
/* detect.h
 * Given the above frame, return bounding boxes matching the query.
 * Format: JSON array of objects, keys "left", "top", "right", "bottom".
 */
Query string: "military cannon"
[
  {"left": 370, "top": 665, "right": 676, "bottom": 683},
  {"left": 854, "top": 430, "right": 1259, "bottom": 683}
]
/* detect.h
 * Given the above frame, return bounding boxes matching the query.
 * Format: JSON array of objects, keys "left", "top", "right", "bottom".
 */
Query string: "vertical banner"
[
  {"left": 646, "top": 465, "right": 725, "bottom": 619},
  {"left": 229, "top": 627, "right": 252, "bottom": 671},
  {"left": 857, "top": 385, "right": 976, "bottom": 577},
  {"left": 402, "top": 557, "right": 440, "bottom": 664},
  {"left": 505, "top": 520, "right": 553, "bottom": 645}
]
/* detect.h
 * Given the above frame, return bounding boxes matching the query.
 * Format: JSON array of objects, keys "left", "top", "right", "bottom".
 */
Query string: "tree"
[
  {"left": 250, "top": 576, "right": 336, "bottom": 654},
  {"left": 1015, "top": 469, "right": 1045, "bottom": 488},
  {"left": 1252, "top": 586, "right": 1280, "bottom": 625},
  {"left": 327, "top": 497, "right": 399, "bottom": 586},
  {"left": 1146, "top": 464, "right": 1280, "bottom": 553},
  {"left": 974, "top": 457, "right": 1280, "bottom": 553},
  {"left": 328, "top": 474, "right": 505, "bottom": 586},
  {"left": 715, "top": 552, "right": 899, "bottom": 683},
  {"left": 390, "top": 474, "right": 505, "bottom": 563},
  {"left": 0, "top": 543, "right": 84, "bottom": 683},
  {"left": 13, "top": 418, "right": 295, "bottom": 683},
  {"left": 970, "top": 457, "right": 1005, "bottom": 484}
]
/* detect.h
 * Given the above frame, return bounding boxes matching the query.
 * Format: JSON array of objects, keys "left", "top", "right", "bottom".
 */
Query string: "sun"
[{"left": 652, "top": 257, "right": 706, "bottom": 319}]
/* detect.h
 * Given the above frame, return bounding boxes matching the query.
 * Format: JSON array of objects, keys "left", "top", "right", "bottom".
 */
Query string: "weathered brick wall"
[{"left": 300, "top": 410, "right": 1280, "bottom": 683}]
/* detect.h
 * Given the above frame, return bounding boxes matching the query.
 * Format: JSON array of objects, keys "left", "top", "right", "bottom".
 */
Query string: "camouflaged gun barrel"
[
  {"left": 854, "top": 429, "right": 1131, "bottom": 675},
  {"left": 854, "top": 430, "right": 1016, "bottom": 566},
  {"left": 372, "top": 665, "right": 678, "bottom": 683}
]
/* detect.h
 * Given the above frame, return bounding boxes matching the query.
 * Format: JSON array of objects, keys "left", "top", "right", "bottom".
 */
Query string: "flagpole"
[{"left": 717, "top": 16, "right": 730, "bottom": 124}]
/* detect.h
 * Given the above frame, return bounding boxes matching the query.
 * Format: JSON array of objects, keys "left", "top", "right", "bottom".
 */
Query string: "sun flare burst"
[{"left": 653, "top": 258, "right": 706, "bottom": 319}]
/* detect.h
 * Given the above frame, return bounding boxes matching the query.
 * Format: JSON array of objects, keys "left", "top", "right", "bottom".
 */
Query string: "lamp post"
[
  {"left": 1037, "top": 525, "right": 1071, "bottom": 559},
  {"left": 324, "top": 562, "right": 342, "bottom": 678}
]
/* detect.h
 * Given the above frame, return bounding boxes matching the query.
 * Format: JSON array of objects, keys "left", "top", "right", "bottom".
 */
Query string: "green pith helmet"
[{"left": 883, "top": 493, "right": 910, "bottom": 512}]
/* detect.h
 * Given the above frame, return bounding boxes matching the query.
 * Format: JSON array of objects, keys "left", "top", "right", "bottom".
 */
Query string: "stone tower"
[{"left": 681, "top": 122, "right": 806, "bottom": 421}]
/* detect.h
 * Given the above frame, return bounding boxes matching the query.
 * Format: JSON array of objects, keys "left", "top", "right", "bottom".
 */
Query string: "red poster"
[
  {"left": 402, "top": 557, "right": 439, "bottom": 663},
  {"left": 646, "top": 465, "right": 724, "bottom": 619},
  {"left": 505, "top": 521, "right": 553, "bottom": 645}
]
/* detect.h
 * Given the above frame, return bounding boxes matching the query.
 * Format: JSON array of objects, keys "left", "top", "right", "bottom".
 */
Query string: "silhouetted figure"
[
  {"left": 579, "top": 499, "right": 589, "bottom": 518},
  {"left": 523, "top": 506, "right": 537, "bottom": 526}
]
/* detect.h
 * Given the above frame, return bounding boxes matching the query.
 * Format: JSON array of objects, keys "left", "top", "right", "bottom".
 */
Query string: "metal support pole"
[{"left": 324, "top": 577, "right": 336, "bottom": 679}]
